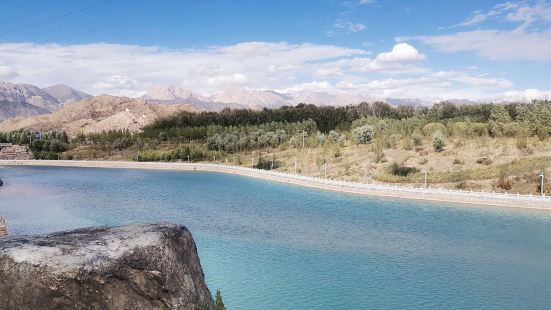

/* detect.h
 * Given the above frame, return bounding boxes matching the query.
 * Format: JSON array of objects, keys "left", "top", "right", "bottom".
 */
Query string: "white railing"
[{"left": 169, "top": 162, "right": 550, "bottom": 204}]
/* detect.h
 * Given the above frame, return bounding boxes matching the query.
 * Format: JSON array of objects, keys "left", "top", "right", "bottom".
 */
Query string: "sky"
[{"left": 0, "top": 0, "right": 550, "bottom": 101}]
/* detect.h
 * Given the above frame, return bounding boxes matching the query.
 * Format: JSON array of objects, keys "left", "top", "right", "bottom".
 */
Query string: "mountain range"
[
  {"left": 0, "top": 95, "right": 196, "bottom": 136},
  {"left": 0, "top": 82, "right": 91, "bottom": 121},
  {"left": 141, "top": 85, "right": 378, "bottom": 111},
  {"left": 0, "top": 81, "right": 485, "bottom": 135}
]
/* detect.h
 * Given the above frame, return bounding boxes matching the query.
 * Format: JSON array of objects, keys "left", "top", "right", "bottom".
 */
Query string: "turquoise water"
[{"left": 1, "top": 166, "right": 551, "bottom": 309}]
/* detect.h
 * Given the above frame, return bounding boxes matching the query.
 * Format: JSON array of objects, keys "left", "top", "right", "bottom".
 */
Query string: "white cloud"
[
  {"left": 277, "top": 81, "right": 334, "bottom": 93},
  {"left": 414, "top": 29, "right": 551, "bottom": 61},
  {"left": 458, "top": 12, "right": 488, "bottom": 26},
  {"left": 328, "top": 19, "right": 366, "bottom": 36},
  {"left": 375, "top": 42, "right": 425, "bottom": 62},
  {"left": 208, "top": 73, "right": 248, "bottom": 86},
  {"left": 412, "top": 1, "right": 551, "bottom": 61},
  {"left": 324, "top": 43, "right": 426, "bottom": 73},
  {"left": 359, "top": 0, "right": 375, "bottom": 5},
  {"left": 0, "top": 65, "right": 18, "bottom": 79},
  {"left": 0, "top": 40, "right": 545, "bottom": 102},
  {"left": 0, "top": 41, "right": 367, "bottom": 95},
  {"left": 93, "top": 75, "right": 143, "bottom": 97}
]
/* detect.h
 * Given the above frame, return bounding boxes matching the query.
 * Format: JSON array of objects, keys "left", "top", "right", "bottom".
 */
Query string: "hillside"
[
  {"left": 42, "top": 84, "right": 92, "bottom": 104},
  {"left": 0, "top": 95, "right": 196, "bottom": 136}
]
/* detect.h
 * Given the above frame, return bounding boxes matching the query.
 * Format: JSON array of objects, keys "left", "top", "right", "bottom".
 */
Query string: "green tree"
[
  {"left": 214, "top": 289, "right": 226, "bottom": 310},
  {"left": 489, "top": 104, "right": 511, "bottom": 123},
  {"left": 432, "top": 130, "right": 446, "bottom": 152},
  {"left": 351, "top": 125, "right": 374, "bottom": 144}
]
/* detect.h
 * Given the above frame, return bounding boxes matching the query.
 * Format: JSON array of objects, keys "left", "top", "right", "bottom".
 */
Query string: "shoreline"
[{"left": 1, "top": 160, "right": 550, "bottom": 211}]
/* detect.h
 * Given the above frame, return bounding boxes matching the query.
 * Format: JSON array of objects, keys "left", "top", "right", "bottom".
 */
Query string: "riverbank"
[{"left": 1, "top": 160, "right": 550, "bottom": 210}]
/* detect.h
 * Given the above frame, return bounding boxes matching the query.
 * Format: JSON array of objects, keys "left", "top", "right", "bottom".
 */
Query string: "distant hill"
[
  {"left": 0, "top": 100, "right": 50, "bottom": 121},
  {"left": 0, "top": 95, "right": 197, "bottom": 136},
  {"left": 0, "top": 82, "right": 92, "bottom": 122},
  {"left": 142, "top": 85, "right": 377, "bottom": 110},
  {"left": 0, "top": 82, "right": 62, "bottom": 122},
  {"left": 42, "top": 84, "right": 91, "bottom": 104}
]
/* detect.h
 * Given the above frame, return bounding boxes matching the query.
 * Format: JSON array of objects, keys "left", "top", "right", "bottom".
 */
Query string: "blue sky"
[{"left": 0, "top": 0, "right": 550, "bottom": 101}]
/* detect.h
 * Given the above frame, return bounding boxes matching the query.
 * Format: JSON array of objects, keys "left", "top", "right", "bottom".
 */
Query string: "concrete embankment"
[{"left": 1, "top": 160, "right": 550, "bottom": 210}]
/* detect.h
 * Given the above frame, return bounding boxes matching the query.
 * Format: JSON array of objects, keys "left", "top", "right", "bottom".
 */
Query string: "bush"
[
  {"left": 351, "top": 125, "right": 374, "bottom": 144},
  {"left": 453, "top": 158, "right": 464, "bottom": 165},
  {"left": 328, "top": 130, "right": 340, "bottom": 142},
  {"left": 254, "top": 157, "right": 280, "bottom": 170},
  {"left": 497, "top": 170, "right": 512, "bottom": 190},
  {"left": 388, "top": 162, "right": 419, "bottom": 176},
  {"left": 423, "top": 123, "right": 447, "bottom": 137},
  {"left": 432, "top": 130, "right": 446, "bottom": 152},
  {"left": 412, "top": 132, "right": 423, "bottom": 147},
  {"left": 113, "top": 137, "right": 132, "bottom": 150},
  {"left": 476, "top": 157, "right": 493, "bottom": 165}
]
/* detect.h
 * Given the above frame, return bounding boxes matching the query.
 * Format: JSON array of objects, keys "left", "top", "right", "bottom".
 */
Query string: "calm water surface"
[{"left": 1, "top": 166, "right": 551, "bottom": 309}]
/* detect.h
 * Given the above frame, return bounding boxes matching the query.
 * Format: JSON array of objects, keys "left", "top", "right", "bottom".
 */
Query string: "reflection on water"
[{"left": 1, "top": 166, "right": 551, "bottom": 309}]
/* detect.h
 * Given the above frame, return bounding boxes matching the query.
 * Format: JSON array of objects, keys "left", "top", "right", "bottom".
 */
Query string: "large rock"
[{"left": 0, "top": 223, "right": 213, "bottom": 309}]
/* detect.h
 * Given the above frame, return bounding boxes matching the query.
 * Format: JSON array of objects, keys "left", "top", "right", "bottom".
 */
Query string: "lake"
[{"left": 1, "top": 166, "right": 551, "bottom": 309}]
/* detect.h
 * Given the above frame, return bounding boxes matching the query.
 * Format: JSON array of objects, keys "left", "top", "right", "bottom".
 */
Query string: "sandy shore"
[{"left": 1, "top": 160, "right": 550, "bottom": 211}]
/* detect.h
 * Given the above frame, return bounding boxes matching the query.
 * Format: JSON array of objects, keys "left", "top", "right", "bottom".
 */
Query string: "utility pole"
[
  {"left": 540, "top": 170, "right": 545, "bottom": 196},
  {"left": 422, "top": 171, "right": 428, "bottom": 189},
  {"left": 301, "top": 130, "right": 306, "bottom": 148}
]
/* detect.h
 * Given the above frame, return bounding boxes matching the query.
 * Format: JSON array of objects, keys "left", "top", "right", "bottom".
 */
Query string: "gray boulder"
[{"left": 0, "top": 223, "right": 213, "bottom": 309}]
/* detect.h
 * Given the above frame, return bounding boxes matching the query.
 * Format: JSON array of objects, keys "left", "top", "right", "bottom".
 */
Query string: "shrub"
[
  {"left": 423, "top": 123, "right": 447, "bottom": 137},
  {"left": 402, "top": 138, "right": 413, "bottom": 150},
  {"left": 254, "top": 157, "right": 280, "bottom": 170},
  {"left": 476, "top": 157, "right": 493, "bottom": 165},
  {"left": 453, "top": 158, "right": 464, "bottom": 165},
  {"left": 497, "top": 170, "right": 512, "bottom": 190},
  {"left": 456, "top": 180, "right": 468, "bottom": 189},
  {"left": 432, "top": 130, "right": 446, "bottom": 152},
  {"left": 351, "top": 125, "right": 374, "bottom": 144},
  {"left": 113, "top": 137, "right": 132, "bottom": 150},
  {"left": 316, "top": 132, "right": 326, "bottom": 146},
  {"left": 388, "top": 162, "right": 419, "bottom": 176},
  {"left": 328, "top": 130, "right": 339, "bottom": 142},
  {"left": 412, "top": 132, "right": 423, "bottom": 147},
  {"left": 373, "top": 135, "right": 385, "bottom": 162}
]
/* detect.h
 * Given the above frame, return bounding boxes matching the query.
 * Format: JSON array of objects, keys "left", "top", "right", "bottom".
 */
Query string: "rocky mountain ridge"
[
  {"left": 0, "top": 82, "right": 92, "bottom": 121},
  {"left": 0, "top": 95, "right": 196, "bottom": 136}
]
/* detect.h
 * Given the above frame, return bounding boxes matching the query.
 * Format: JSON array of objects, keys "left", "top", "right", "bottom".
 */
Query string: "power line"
[
  {"left": 0, "top": 13, "right": 153, "bottom": 53},
  {"left": 1, "top": 2, "right": 72, "bottom": 24},
  {"left": 0, "top": 0, "right": 113, "bottom": 37}
]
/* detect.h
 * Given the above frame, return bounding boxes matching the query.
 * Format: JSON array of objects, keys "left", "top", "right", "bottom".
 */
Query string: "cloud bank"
[{"left": 0, "top": 39, "right": 547, "bottom": 101}]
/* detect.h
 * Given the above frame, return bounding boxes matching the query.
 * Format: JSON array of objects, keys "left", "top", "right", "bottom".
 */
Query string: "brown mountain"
[{"left": 0, "top": 95, "right": 196, "bottom": 136}]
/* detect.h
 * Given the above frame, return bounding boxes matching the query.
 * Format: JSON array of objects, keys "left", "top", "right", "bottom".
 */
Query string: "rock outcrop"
[
  {"left": 0, "top": 223, "right": 213, "bottom": 309},
  {"left": 0, "top": 143, "right": 33, "bottom": 160}
]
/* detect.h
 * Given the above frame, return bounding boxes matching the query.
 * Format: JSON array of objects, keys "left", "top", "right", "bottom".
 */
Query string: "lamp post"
[
  {"left": 540, "top": 170, "right": 545, "bottom": 196},
  {"left": 422, "top": 170, "right": 428, "bottom": 189}
]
